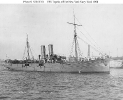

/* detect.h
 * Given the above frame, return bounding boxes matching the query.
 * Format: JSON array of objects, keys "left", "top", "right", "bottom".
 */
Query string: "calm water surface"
[{"left": 0, "top": 66, "right": 123, "bottom": 100}]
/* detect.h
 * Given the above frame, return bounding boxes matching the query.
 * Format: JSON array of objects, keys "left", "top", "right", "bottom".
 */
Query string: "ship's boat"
[{"left": 4, "top": 13, "right": 110, "bottom": 73}]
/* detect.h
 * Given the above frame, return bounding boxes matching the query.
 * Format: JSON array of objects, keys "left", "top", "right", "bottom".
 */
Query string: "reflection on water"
[{"left": 0, "top": 66, "right": 123, "bottom": 100}]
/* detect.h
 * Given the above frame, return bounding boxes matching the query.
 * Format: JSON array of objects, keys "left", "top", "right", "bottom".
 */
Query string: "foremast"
[
  {"left": 26, "top": 34, "right": 30, "bottom": 60},
  {"left": 22, "top": 34, "right": 34, "bottom": 64},
  {"left": 68, "top": 14, "right": 82, "bottom": 61}
]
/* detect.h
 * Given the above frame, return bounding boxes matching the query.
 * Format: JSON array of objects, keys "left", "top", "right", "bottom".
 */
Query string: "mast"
[
  {"left": 26, "top": 34, "right": 30, "bottom": 60},
  {"left": 88, "top": 44, "right": 90, "bottom": 57},
  {"left": 68, "top": 13, "right": 82, "bottom": 61},
  {"left": 74, "top": 14, "right": 78, "bottom": 61}
]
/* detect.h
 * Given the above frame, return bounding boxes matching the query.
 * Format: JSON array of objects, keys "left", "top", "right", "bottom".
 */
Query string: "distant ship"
[
  {"left": 121, "top": 61, "right": 123, "bottom": 68},
  {"left": 110, "top": 59, "right": 123, "bottom": 68},
  {"left": 4, "top": 14, "right": 110, "bottom": 73}
]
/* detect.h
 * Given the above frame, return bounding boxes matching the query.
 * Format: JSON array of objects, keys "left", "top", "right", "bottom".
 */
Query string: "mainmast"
[
  {"left": 68, "top": 13, "right": 82, "bottom": 61},
  {"left": 26, "top": 34, "right": 30, "bottom": 60},
  {"left": 74, "top": 14, "right": 78, "bottom": 61}
]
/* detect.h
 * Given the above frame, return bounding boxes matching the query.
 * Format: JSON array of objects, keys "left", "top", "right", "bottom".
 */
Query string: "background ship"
[
  {"left": 4, "top": 14, "right": 110, "bottom": 73},
  {"left": 110, "top": 57, "right": 123, "bottom": 68}
]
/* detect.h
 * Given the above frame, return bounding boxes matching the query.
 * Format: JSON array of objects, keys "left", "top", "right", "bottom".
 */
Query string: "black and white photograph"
[{"left": 0, "top": 3, "right": 123, "bottom": 100}]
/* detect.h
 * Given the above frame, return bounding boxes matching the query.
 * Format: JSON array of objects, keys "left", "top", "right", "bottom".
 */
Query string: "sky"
[{"left": 0, "top": 4, "right": 123, "bottom": 60}]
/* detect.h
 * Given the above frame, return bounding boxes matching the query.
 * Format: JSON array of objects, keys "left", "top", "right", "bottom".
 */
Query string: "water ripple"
[{"left": 0, "top": 68, "right": 123, "bottom": 99}]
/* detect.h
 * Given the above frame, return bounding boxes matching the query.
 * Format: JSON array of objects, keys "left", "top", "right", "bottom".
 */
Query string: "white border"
[{"left": 0, "top": 0, "right": 123, "bottom": 4}]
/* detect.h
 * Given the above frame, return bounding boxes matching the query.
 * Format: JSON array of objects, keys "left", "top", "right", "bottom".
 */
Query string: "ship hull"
[{"left": 4, "top": 59, "right": 110, "bottom": 73}]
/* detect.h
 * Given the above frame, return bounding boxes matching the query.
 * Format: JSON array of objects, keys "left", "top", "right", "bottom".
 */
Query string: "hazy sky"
[{"left": 0, "top": 4, "right": 123, "bottom": 60}]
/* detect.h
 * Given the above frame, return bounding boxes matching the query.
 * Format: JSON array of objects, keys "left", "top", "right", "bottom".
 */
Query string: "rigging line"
[
  {"left": 29, "top": 46, "right": 34, "bottom": 60},
  {"left": 76, "top": 27, "right": 103, "bottom": 53},
  {"left": 76, "top": 38, "right": 83, "bottom": 57},
  {"left": 77, "top": 36, "right": 89, "bottom": 46},
  {"left": 76, "top": 22, "right": 102, "bottom": 52},
  {"left": 75, "top": 16, "right": 102, "bottom": 51},
  {"left": 77, "top": 36, "right": 104, "bottom": 55},
  {"left": 76, "top": 27, "right": 93, "bottom": 45},
  {"left": 82, "top": 26, "right": 102, "bottom": 50}
]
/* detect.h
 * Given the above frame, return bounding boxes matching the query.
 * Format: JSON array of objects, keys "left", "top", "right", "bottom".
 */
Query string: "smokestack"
[
  {"left": 48, "top": 44, "right": 53, "bottom": 56},
  {"left": 41, "top": 45, "right": 46, "bottom": 59},
  {"left": 88, "top": 45, "right": 90, "bottom": 57}
]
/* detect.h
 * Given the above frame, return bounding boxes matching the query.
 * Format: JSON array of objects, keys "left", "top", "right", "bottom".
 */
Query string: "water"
[{"left": 0, "top": 67, "right": 123, "bottom": 100}]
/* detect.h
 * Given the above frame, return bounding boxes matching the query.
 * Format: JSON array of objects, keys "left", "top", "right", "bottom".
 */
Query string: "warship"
[{"left": 4, "top": 14, "right": 110, "bottom": 73}]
